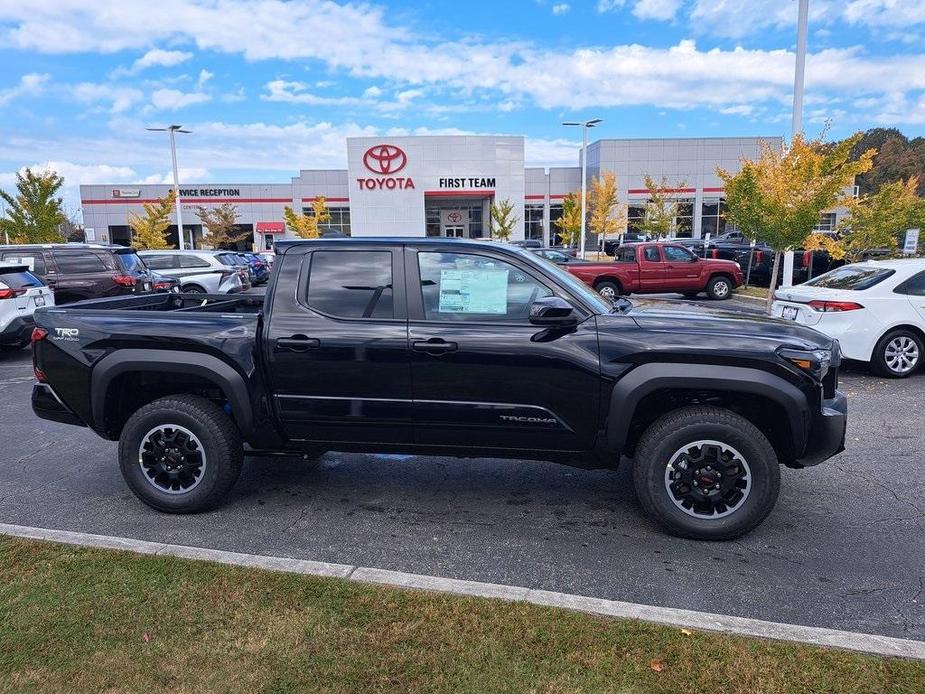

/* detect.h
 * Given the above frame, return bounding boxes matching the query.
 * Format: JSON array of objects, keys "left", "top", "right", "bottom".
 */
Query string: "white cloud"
[
  {"left": 72, "top": 82, "right": 144, "bottom": 113},
  {"left": 197, "top": 69, "right": 213, "bottom": 88},
  {"left": 0, "top": 160, "right": 138, "bottom": 210},
  {"left": 843, "top": 0, "right": 925, "bottom": 27},
  {"left": 632, "top": 0, "right": 681, "bottom": 21},
  {"left": 596, "top": 0, "right": 626, "bottom": 12},
  {"left": 133, "top": 48, "right": 192, "bottom": 71},
  {"left": 552, "top": 3, "right": 570, "bottom": 15},
  {"left": 396, "top": 88, "right": 423, "bottom": 104},
  {"left": 150, "top": 88, "right": 211, "bottom": 110},
  {"left": 138, "top": 167, "right": 211, "bottom": 184},
  {"left": 363, "top": 85, "right": 383, "bottom": 98},
  {"left": 221, "top": 87, "right": 246, "bottom": 102},
  {"left": 262, "top": 79, "right": 363, "bottom": 106},
  {"left": 0, "top": 72, "right": 50, "bottom": 105}
]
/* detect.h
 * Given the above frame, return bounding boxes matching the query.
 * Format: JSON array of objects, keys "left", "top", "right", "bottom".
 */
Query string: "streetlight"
[
  {"left": 562, "top": 118, "right": 602, "bottom": 259},
  {"left": 146, "top": 124, "right": 191, "bottom": 250},
  {"left": 791, "top": 0, "right": 809, "bottom": 138}
]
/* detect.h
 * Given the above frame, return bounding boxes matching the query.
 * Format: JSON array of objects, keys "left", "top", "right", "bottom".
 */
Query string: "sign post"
[{"left": 745, "top": 238, "right": 756, "bottom": 288}]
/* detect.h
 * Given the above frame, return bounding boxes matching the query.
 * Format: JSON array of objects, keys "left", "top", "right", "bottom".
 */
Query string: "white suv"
[
  {"left": 138, "top": 250, "right": 245, "bottom": 294},
  {"left": 0, "top": 262, "right": 55, "bottom": 350},
  {"left": 772, "top": 259, "right": 925, "bottom": 377}
]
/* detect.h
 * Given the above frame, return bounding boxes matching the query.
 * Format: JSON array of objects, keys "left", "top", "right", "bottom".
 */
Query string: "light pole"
[
  {"left": 562, "top": 118, "right": 602, "bottom": 259},
  {"left": 791, "top": 0, "right": 809, "bottom": 138},
  {"left": 146, "top": 124, "right": 191, "bottom": 250}
]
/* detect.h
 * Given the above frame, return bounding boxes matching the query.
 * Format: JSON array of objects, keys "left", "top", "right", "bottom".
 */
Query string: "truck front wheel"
[
  {"left": 595, "top": 280, "right": 622, "bottom": 301},
  {"left": 119, "top": 394, "right": 243, "bottom": 513},
  {"left": 706, "top": 275, "right": 733, "bottom": 300},
  {"left": 632, "top": 406, "right": 780, "bottom": 540}
]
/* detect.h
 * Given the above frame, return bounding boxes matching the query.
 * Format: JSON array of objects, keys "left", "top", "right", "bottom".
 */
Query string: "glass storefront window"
[
  {"left": 627, "top": 203, "right": 646, "bottom": 232},
  {"left": 549, "top": 204, "right": 564, "bottom": 245},
  {"left": 700, "top": 197, "right": 728, "bottom": 238},
  {"left": 524, "top": 204, "right": 544, "bottom": 241},
  {"left": 813, "top": 212, "right": 837, "bottom": 233},
  {"left": 303, "top": 205, "right": 351, "bottom": 236}
]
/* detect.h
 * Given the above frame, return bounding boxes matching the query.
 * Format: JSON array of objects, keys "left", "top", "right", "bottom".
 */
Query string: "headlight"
[{"left": 778, "top": 347, "right": 831, "bottom": 380}]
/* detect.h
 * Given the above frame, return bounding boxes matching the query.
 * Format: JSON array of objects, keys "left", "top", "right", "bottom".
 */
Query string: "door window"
[
  {"left": 895, "top": 271, "right": 925, "bottom": 296},
  {"left": 142, "top": 254, "right": 175, "bottom": 270},
  {"left": 417, "top": 251, "right": 552, "bottom": 322},
  {"left": 1, "top": 252, "right": 46, "bottom": 275},
  {"left": 643, "top": 246, "right": 661, "bottom": 262},
  {"left": 179, "top": 254, "right": 211, "bottom": 268},
  {"left": 664, "top": 245, "right": 696, "bottom": 262},
  {"left": 52, "top": 251, "right": 107, "bottom": 273},
  {"left": 305, "top": 250, "right": 393, "bottom": 319},
  {"left": 616, "top": 247, "right": 636, "bottom": 263}
]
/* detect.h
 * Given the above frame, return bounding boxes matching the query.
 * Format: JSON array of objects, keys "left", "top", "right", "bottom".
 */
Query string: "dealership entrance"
[{"left": 425, "top": 197, "right": 489, "bottom": 238}]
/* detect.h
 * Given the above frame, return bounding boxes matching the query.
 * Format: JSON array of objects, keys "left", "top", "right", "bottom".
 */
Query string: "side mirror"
[{"left": 529, "top": 296, "right": 578, "bottom": 326}]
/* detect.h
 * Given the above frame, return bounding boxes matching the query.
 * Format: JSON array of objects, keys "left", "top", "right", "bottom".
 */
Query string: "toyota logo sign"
[
  {"left": 447, "top": 211, "right": 462, "bottom": 223},
  {"left": 363, "top": 144, "right": 407, "bottom": 175}
]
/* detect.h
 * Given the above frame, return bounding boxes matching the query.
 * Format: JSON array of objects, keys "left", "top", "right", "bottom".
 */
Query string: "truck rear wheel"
[
  {"left": 119, "top": 395, "right": 243, "bottom": 513},
  {"left": 632, "top": 406, "right": 780, "bottom": 540}
]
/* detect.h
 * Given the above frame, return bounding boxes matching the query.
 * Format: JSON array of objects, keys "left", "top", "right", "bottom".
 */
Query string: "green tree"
[
  {"left": 0, "top": 168, "right": 66, "bottom": 244},
  {"left": 717, "top": 133, "right": 876, "bottom": 309},
  {"left": 589, "top": 171, "right": 625, "bottom": 248},
  {"left": 554, "top": 191, "right": 583, "bottom": 247},
  {"left": 284, "top": 197, "right": 330, "bottom": 239},
  {"left": 128, "top": 191, "right": 176, "bottom": 250},
  {"left": 489, "top": 198, "right": 518, "bottom": 242},
  {"left": 196, "top": 203, "right": 248, "bottom": 249},
  {"left": 639, "top": 175, "right": 687, "bottom": 238},
  {"left": 836, "top": 177, "right": 925, "bottom": 262},
  {"left": 848, "top": 128, "right": 925, "bottom": 196}
]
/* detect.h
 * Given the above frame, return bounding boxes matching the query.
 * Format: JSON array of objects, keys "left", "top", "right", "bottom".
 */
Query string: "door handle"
[
  {"left": 412, "top": 338, "right": 458, "bottom": 355},
  {"left": 275, "top": 335, "right": 320, "bottom": 352}
]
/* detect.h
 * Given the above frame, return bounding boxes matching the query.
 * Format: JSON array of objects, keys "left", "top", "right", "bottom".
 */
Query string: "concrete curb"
[
  {"left": 732, "top": 292, "right": 770, "bottom": 303},
  {"left": 3, "top": 522, "right": 923, "bottom": 661}
]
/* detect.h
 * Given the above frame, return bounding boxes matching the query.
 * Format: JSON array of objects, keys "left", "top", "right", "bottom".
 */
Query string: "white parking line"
[{"left": 2, "top": 522, "right": 923, "bottom": 661}]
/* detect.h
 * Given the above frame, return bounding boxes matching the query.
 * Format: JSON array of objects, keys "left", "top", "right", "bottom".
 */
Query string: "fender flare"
[
  {"left": 606, "top": 363, "right": 810, "bottom": 456},
  {"left": 91, "top": 349, "right": 253, "bottom": 436}
]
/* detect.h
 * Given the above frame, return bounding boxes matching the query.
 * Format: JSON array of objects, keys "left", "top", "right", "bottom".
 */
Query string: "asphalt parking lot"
[{"left": 1, "top": 308, "right": 923, "bottom": 643}]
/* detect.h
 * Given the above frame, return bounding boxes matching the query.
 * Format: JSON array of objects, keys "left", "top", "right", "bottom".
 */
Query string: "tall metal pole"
[
  {"left": 792, "top": 0, "right": 809, "bottom": 138},
  {"left": 168, "top": 128, "right": 185, "bottom": 250},
  {"left": 579, "top": 124, "right": 588, "bottom": 260}
]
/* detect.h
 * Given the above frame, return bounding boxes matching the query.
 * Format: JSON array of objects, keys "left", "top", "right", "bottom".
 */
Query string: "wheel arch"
[
  {"left": 180, "top": 282, "right": 207, "bottom": 293},
  {"left": 607, "top": 363, "right": 809, "bottom": 465},
  {"left": 91, "top": 349, "right": 253, "bottom": 440}
]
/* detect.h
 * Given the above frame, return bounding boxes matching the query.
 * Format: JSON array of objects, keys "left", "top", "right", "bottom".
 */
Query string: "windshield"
[
  {"left": 117, "top": 252, "right": 146, "bottom": 272},
  {"left": 804, "top": 265, "right": 895, "bottom": 290},
  {"left": 511, "top": 246, "right": 613, "bottom": 313}
]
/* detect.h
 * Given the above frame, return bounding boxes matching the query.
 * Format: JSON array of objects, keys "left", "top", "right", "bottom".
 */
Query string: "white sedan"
[{"left": 772, "top": 259, "right": 925, "bottom": 378}]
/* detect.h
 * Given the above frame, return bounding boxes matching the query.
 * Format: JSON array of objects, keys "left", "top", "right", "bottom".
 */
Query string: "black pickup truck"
[{"left": 31, "top": 238, "right": 847, "bottom": 540}]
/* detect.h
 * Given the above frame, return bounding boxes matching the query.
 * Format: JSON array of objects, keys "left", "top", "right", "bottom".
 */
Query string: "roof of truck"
[{"left": 274, "top": 237, "right": 504, "bottom": 253}]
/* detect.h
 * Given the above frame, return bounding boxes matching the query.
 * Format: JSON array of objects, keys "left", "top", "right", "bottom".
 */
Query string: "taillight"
[
  {"left": 710, "top": 249, "right": 718, "bottom": 259},
  {"left": 0, "top": 287, "right": 27, "bottom": 299},
  {"left": 802, "top": 250, "right": 812, "bottom": 268},
  {"left": 755, "top": 250, "right": 764, "bottom": 264},
  {"left": 112, "top": 274, "right": 136, "bottom": 287},
  {"left": 31, "top": 327, "right": 47, "bottom": 382},
  {"left": 808, "top": 300, "right": 864, "bottom": 312}
]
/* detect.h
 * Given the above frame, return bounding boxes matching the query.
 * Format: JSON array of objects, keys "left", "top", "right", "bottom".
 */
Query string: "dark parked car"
[
  {"left": 32, "top": 238, "right": 846, "bottom": 541},
  {"left": 603, "top": 232, "right": 651, "bottom": 256},
  {"left": 238, "top": 252, "right": 271, "bottom": 284},
  {"left": 0, "top": 244, "right": 155, "bottom": 304},
  {"left": 532, "top": 248, "right": 592, "bottom": 265}
]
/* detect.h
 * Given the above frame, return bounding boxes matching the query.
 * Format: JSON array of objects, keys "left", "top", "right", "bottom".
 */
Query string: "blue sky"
[{"left": 1, "top": 0, "right": 924, "bottom": 212}]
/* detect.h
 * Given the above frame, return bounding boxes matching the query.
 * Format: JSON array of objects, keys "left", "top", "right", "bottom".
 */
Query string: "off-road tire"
[
  {"left": 633, "top": 405, "right": 780, "bottom": 540},
  {"left": 119, "top": 394, "right": 243, "bottom": 513}
]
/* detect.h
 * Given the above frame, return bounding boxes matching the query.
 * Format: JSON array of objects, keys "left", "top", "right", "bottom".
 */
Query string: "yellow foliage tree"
[
  {"left": 639, "top": 175, "right": 688, "bottom": 238},
  {"left": 128, "top": 190, "right": 176, "bottom": 250},
  {"left": 835, "top": 177, "right": 925, "bottom": 262},
  {"left": 489, "top": 198, "right": 518, "bottom": 242},
  {"left": 589, "top": 171, "right": 625, "bottom": 249},
  {"left": 195, "top": 203, "right": 248, "bottom": 249},
  {"left": 718, "top": 133, "right": 876, "bottom": 309},
  {"left": 284, "top": 197, "right": 330, "bottom": 239},
  {"left": 554, "top": 191, "right": 585, "bottom": 247}
]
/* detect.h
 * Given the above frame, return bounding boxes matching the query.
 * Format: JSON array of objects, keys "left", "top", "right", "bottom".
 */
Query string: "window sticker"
[{"left": 438, "top": 268, "right": 509, "bottom": 314}]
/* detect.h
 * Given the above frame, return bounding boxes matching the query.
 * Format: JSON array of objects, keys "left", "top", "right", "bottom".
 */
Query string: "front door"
[
  {"left": 405, "top": 246, "right": 601, "bottom": 452},
  {"left": 264, "top": 245, "right": 412, "bottom": 444},
  {"left": 662, "top": 244, "right": 702, "bottom": 291},
  {"left": 443, "top": 225, "right": 465, "bottom": 238}
]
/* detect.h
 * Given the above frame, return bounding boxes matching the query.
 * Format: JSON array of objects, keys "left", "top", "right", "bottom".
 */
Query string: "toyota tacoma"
[{"left": 30, "top": 238, "right": 846, "bottom": 540}]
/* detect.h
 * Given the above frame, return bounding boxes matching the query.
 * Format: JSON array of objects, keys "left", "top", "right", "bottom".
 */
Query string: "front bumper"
[
  {"left": 32, "top": 383, "right": 86, "bottom": 427},
  {"left": 0, "top": 315, "right": 34, "bottom": 346},
  {"left": 792, "top": 390, "right": 847, "bottom": 467}
]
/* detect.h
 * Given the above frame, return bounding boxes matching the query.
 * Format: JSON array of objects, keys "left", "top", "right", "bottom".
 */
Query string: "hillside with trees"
[{"left": 846, "top": 128, "right": 925, "bottom": 196}]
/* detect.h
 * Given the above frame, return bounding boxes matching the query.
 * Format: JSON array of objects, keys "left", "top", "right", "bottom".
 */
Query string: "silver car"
[{"left": 138, "top": 250, "right": 245, "bottom": 294}]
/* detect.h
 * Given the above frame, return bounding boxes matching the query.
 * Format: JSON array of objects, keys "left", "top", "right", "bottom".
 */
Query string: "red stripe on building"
[
  {"left": 703, "top": 187, "right": 725, "bottom": 193},
  {"left": 524, "top": 194, "right": 545, "bottom": 200},
  {"left": 423, "top": 190, "right": 495, "bottom": 198},
  {"left": 82, "top": 197, "right": 294, "bottom": 205},
  {"left": 627, "top": 187, "right": 696, "bottom": 194},
  {"left": 301, "top": 197, "right": 349, "bottom": 203}
]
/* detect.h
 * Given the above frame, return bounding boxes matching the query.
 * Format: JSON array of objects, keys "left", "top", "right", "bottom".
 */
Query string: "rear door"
[
  {"left": 405, "top": 245, "right": 600, "bottom": 452},
  {"left": 263, "top": 244, "right": 412, "bottom": 444},
  {"left": 895, "top": 270, "right": 925, "bottom": 323},
  {"left": 50, "top": 250, "right": 116, "bottom": 301},
  {"left": 638, "top": 245, "right": 667, "bottom": 291}
]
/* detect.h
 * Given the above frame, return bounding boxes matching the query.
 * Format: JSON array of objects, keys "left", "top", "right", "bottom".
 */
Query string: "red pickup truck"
[{"left": 566, "top": 242, "right": 744, "bottom": 301}]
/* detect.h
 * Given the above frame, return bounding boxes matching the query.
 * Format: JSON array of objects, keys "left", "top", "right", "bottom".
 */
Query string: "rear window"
[
  {"left": 0, "top": 269, "right": 42, "bottom": 289},
  {"left": 117, "top": 252, "right": 146, "bottom": 272},
  {"left": 1, "top": 252, "right": 46, "bottom": 274},
  {"left": 217, "top": 254, "right": 240, "bottom": 266},
  {"left": 804, "top": 266, "right": 895, "bottom": 290}
]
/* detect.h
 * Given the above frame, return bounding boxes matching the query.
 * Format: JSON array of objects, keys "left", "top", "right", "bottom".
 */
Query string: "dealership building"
[{"left": 80, "top": 135, "right": 804, "bottom": 251}]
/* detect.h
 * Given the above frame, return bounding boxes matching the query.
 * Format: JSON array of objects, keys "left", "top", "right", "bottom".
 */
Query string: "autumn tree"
[
  {"left": 489, "top": 198, "right": 518, "bottom": 242},
  {"left": 718, "top": 133, "right": 876, "bottom": 310},
  {"left": 589, "top": 171, "right": 625, "bottom": 248},
  {"left": 0, "top": 168, "right": 66, "bottom": 243},
  {"left": 834, "top": 177, "right": 925, "bottom": 262},
  {"left": 284, "top": 196, "right": 330, "bottom": 239},
  {"left": 196, "top": 202, "right": 248, "bottom": 249},
  {"left": 128, "top": 191, "right": 176, "bottom": 250},
  {"left": 639, "top": 175, "right": 688, "bottom": 238},
  {"left": 554, "top": 191, "right": 584, "bottom": 247}
]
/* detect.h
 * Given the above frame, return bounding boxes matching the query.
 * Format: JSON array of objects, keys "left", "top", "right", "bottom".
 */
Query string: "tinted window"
[
  {"left": 616, "top": 247, "right": 636, "bottom": 263},
  {"left": 179, "top": 255, "right": 212, "bottom": 268},
  {"left": 643, "top": 246, "right": 661, "bottom": 262},
  {"left": 117, "top": 252, "right": 146, "bottom": 272},
  {"left": 805, "top": 266, "right": 895, "bottom": 290},
  {"left": 1, "top": 252, "right": 46, "bottom": 274},
  {"left": 664, "top": 245, "right": 695, "bottom": 262},
  {"left": 142, "top": 254, "right": 175, "bottom": 270},
  {"left": 306, "top": 250, "right": 393, "bottom": 319},
  {"left": 894, "top": 270, "right": 925, "bottom": 296},
  {"left": 418, "top": 251, "right": 552, "bottom": 322},
  {"left": 217, "top": 254, "right": 239, "bottom": 266},
  {"left": 0, "top": 269, "right": 41, "bottom": 289},
  {"left": 53, "top": 251, "right": 107, "bottom": 274}
]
